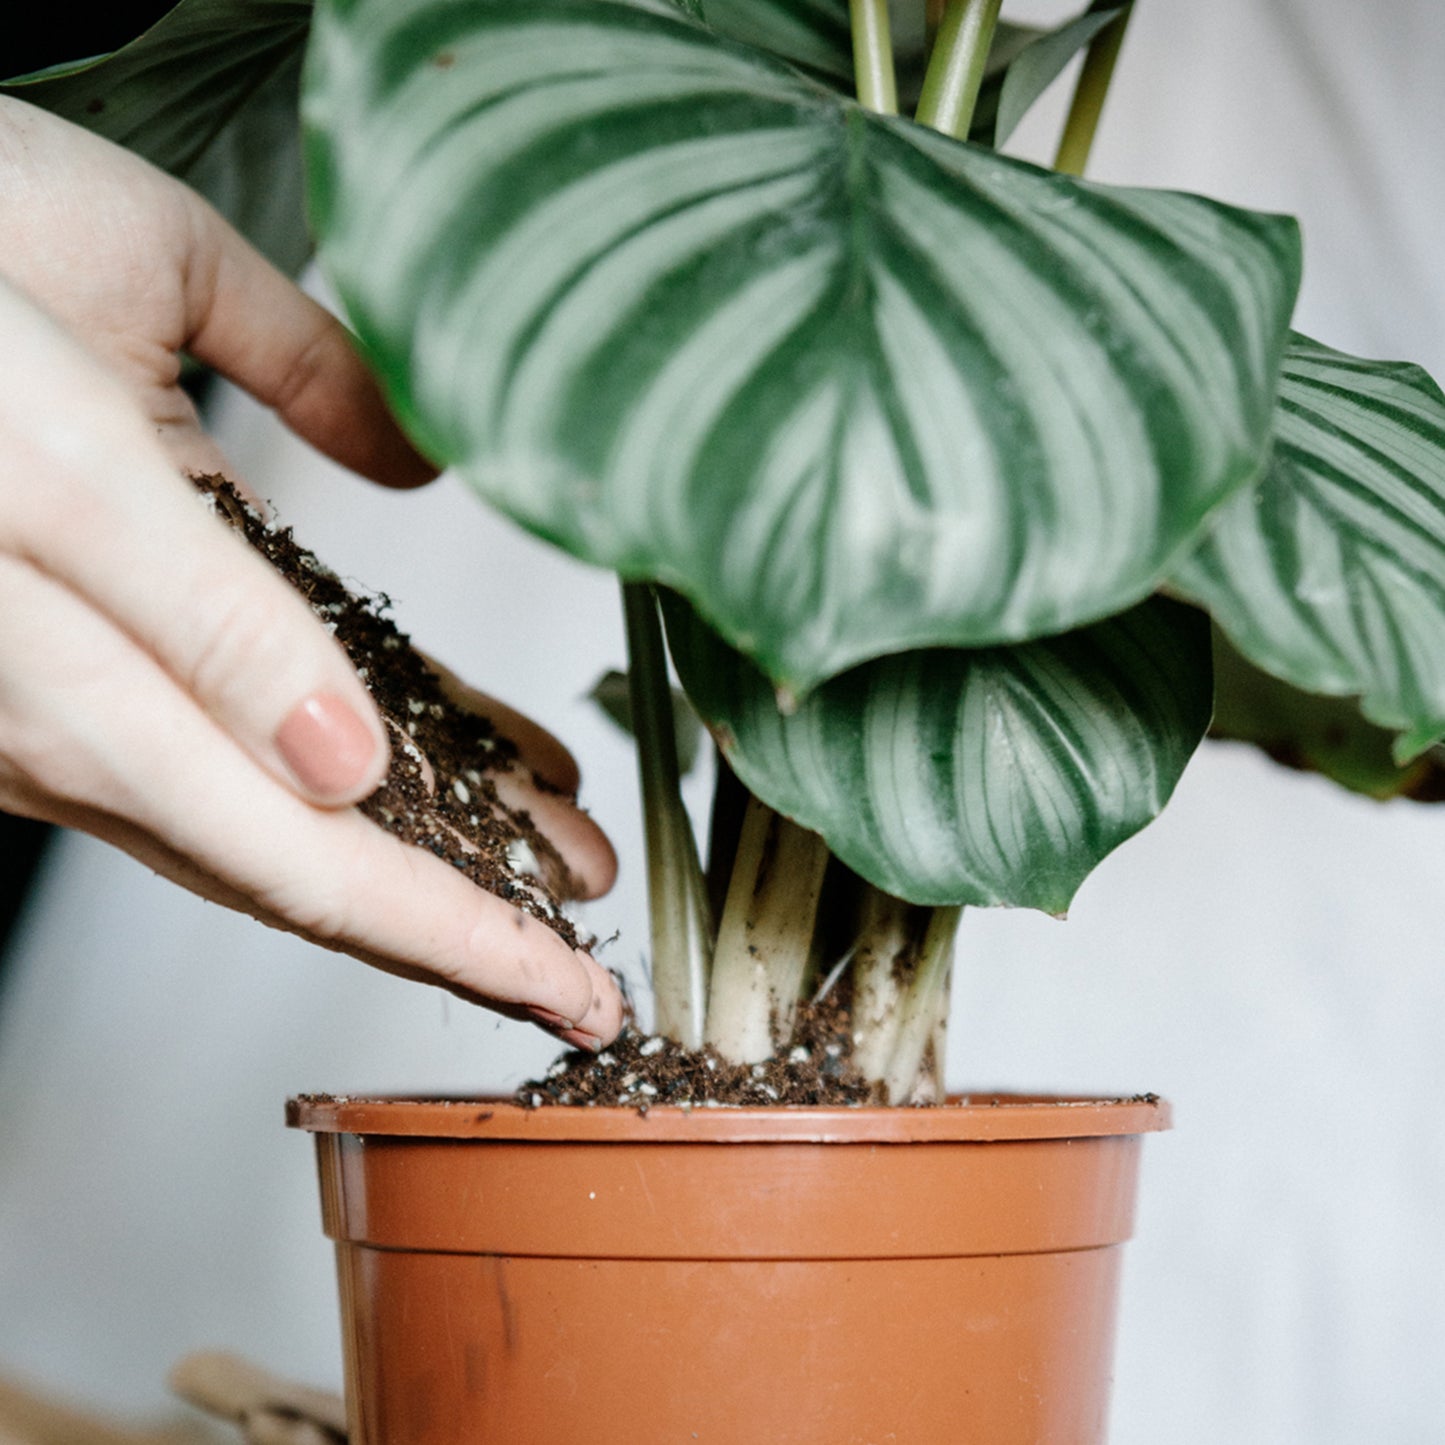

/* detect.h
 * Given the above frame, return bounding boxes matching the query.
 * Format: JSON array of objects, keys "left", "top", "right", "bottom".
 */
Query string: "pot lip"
[{"left": 287, "top": 1091, "right": 1170, "bottom": 1143}]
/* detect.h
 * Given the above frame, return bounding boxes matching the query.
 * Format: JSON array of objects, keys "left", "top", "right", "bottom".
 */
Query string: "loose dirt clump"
[
  {"left": 194, "top": 473, "right": 582, "bottom": 947},
  {"left": 518, "top": 994, "right": 878, "bottom": 1108}
]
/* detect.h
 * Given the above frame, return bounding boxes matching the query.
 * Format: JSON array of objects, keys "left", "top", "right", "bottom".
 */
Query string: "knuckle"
[
  {"left": 184, "top": 573, "right": 298, "bottom": 712},
  {"left": 270, "top": 324, "right": 337, "bottom": 419}
]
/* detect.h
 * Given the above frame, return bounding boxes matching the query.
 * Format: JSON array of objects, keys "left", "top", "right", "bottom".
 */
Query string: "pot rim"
[{"left": 287, "top": 1091, "right": 1170, "bottom": 1143}]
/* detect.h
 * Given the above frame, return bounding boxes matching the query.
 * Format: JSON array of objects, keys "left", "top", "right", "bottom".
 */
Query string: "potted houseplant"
[{"left": 11, "top": 0, "right": 1445, "bottom": 1439}]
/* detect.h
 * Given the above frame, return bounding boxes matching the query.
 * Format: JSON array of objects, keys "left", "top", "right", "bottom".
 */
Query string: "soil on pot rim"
[{"left": 518, "top": 994, "right": 878, "bottom": 1108}]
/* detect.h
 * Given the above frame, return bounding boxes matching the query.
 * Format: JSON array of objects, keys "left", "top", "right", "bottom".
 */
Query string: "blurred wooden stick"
[{"left": 168, "top": 1356, "right": 344, "bottom": 1445}]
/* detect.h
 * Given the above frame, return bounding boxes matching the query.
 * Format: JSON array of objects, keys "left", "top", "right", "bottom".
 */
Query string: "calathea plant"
[{"left": 14, "top": 0, "right": 1445, "bottom": 1101}]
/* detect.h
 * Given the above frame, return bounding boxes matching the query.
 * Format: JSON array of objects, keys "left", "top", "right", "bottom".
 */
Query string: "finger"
[
  {"left": 416, "top": 652, "right": 614, "bottom": 898},
  {"left": 0, "top": 286, "right": 389, "bottom": 806},
  {"left": 491, "top": 761, "right": 617, "bottom": 901},
  {"left": 7, "top": 782, "right": 608, "bottom": 1050},
  {"left": 183, "top": 199, "right": 436, "bottom": 491},
  {"left": 0, "top": 559, "right": 622, "bottom": 1038}
]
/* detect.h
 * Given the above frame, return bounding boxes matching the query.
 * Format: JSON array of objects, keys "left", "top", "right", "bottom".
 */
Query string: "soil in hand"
[{"left": 193, "top": 473, "right": 582, "bottom": 948}]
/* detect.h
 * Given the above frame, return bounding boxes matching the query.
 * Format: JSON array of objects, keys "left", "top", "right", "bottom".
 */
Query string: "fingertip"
[{"left": 575, "top": 949, "right": 626, "bottom": 1045}]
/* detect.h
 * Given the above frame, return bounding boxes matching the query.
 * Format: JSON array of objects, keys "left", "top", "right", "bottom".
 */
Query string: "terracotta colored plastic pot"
[{"left": 289, "top": 1093, "right": 1169, "bottom": 1444}]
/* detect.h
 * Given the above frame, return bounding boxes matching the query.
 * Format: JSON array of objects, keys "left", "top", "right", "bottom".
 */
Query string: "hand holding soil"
[{"left": 0, "top": 98, "right": 622, "bottom": 1047}]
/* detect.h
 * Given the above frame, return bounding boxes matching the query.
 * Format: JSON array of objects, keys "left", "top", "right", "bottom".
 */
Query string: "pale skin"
[{"left": 0, "top": 97, "right": 624, "bottom": 1049}]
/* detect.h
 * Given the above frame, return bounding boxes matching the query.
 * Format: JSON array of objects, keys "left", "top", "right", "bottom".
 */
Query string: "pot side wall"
[{"left": 298, "top": 1099, "right": 1164, "bottom": 1444}]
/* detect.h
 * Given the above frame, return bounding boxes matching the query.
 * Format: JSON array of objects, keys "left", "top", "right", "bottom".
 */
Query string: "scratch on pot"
[
  {"left": 633, "top": 1158, "right": 658, "bottom": 1220},
  {"left": 491, "top": 1256, "right": 518, "bottom": 1355}
]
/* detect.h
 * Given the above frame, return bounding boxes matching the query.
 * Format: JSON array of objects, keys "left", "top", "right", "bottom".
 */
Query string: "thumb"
[{"left": 0, "top": 280, "right": 389, "bottom": 806}]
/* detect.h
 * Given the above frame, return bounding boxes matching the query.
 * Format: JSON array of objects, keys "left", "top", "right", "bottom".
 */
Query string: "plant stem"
[
  {"left": 915, "top": 0, "right": 1003, "bottom": 138},
  {"left": 704, "top": 749, "right": 748, "bottom": 926},
  {"left": 848, "top": 0, "right": 899, "bottom": 115},
  {"left": 705, "top": 796, "right": 832, "bottom": 1064},
  {"left": 849, "top": 889, "right": 961, "bottom": 1102},
  {"left": 849, "top": 888, "right": 932, "bottom": 1082},
  {"left": 879, "top": 905, "right": 961, "bottom": 1104},
  {"left": 1052, "top": 3, "right": 1133, "bottom": 177},
  {"left": 621, "top": 581, "right": 712, "bottom": 1047}
]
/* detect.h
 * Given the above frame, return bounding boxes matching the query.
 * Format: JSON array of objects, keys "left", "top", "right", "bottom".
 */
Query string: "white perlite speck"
[
  {"left": 639, "top": 1036, "right": 666, "bottom": 1057},
  {"left": 452, "top": 779, "right": 471, "bottom": 804}
]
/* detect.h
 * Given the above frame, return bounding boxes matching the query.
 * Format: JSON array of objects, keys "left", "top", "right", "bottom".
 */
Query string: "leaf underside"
[
  {"left": 1173, "top": 334, "right": 1445, "bottom": 764},
  {"left": 306, "top": 0, "right": 1300, "bottom": 692},
  {"left": 664, "top": 593, "right": 1213, "bottom": 912},
  {"left": 1210, "top": 629, "right": 1445, "bottom": 802}
]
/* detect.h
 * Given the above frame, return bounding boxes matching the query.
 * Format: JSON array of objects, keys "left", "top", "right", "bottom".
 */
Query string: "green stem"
[
  {"left": 848, "top": 0, "right": 899, "bottom": 115},
  {"left": 621, "top": 581, "right": 712, "bottom": 1047},
  {"left": 915, "top": 0, "right": 1003, "bottom": 138},
  {"left": 705, "top": 796, "right": 831, "bottom": 1064},
  {"left": 1052, "top": 3, "right": 1133, "bottom": 177}
]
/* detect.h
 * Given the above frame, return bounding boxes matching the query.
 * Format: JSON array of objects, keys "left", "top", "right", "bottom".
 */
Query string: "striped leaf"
[
  {"left": 305, "top": 0, "right": 1300, "bottom": 692},
  {"left": 1172, "top": 335, "right": 1445, "bottom": 762},
  {"left": 663, "top": 593, "right": 1213, "bottom": 912}
]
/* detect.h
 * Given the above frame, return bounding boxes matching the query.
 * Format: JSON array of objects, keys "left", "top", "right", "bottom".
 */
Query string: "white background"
[{"left": 2, "top": 1, "right": 1443, "bottom": 1440}]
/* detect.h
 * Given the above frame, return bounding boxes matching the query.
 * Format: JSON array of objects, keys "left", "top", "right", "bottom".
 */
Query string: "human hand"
[{"left": 0, "top": 99, "right": 622, "bottom": 1048}]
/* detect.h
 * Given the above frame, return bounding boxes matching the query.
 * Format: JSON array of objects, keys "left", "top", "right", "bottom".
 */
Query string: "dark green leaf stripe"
[
  {"left": 1172, "top": 334, "right": 1445, "bottom": 761},
  {"left": 664, "top": 594, "right": 1213, "bottom": 912},
  {"left": 307, "top": 0, "right": 1299, "bottom": 691}
]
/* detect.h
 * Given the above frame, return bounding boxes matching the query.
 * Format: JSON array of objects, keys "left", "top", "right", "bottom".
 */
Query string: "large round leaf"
[
  {"left": 305, "top": 0, "right": 1300, "bottom": 693},
  {"left": 1172, "top": 334, "right": 1445, "bottom": 762},
  {"left": 663, "top": 593, "right": 1213, "bottom": 913}
]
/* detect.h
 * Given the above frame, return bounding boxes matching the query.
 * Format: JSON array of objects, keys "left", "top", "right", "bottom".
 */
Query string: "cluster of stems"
[{"left": 622, "top": 1, "right": 1130, "bottom": 1101}]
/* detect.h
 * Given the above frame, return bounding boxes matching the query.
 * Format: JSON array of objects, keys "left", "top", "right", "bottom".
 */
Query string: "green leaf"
[
  {"left": 663, "top": 593, "right": 1213, "bottom": 912},
  {"left": 305, "top": 0, "right": 1299, "bottom": 693},
  {"left": 1171, "top": 334, "right": 1445, "bottom": 763},
  {"left": 3, "top": 0, "right": 314, "bottom": 275},
  {"left": 1210, "top": 628, "right": 1445, "bottom": 801},
  {"left": 992, "top": 4, "right": 1127, "bottom": 147}
]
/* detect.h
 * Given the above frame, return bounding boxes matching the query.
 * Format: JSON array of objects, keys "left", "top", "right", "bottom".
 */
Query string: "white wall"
[{"left": 2, "top": 1, "right": 1442, "bottom": 1439}]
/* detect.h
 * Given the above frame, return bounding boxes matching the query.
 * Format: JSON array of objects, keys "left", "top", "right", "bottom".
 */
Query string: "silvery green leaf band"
[
  {"left": 664, "top": 593, "right": 1212, "bottom": 912},
  {"left": 1173, "top": 335, "right": 1445, "bottom": 763},
  {"left": 305, "top": 0, "right": 1301, "bottom": 694}
]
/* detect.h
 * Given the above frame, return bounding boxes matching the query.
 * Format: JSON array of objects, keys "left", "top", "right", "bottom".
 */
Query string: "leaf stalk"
[
  {"left": 848, "top": 0, "right": 899, "bottom": 115},
  {"left": 621, "top": 581, "right": 712, "bottom": 1047},
  {"left": 915, "top": 0, "right": 1004, "bottom": 137},
  {"left": 1053, "top": 3, "right": 1133, "bottom": 176},
  {"left": 705, "top": 796, "right": 831, "bottom": 1063}
]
